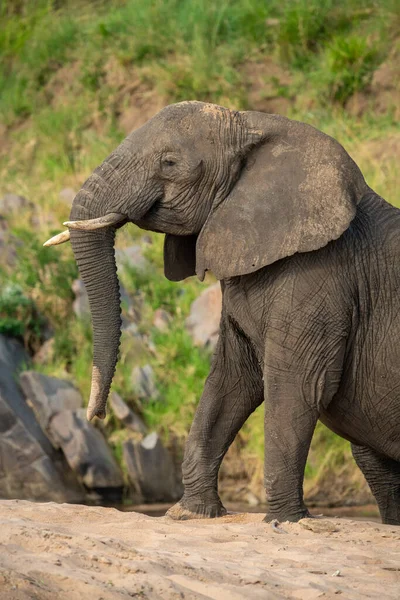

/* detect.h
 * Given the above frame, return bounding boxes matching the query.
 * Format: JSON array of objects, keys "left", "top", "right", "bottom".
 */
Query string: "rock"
[
  {"left": 0, "top": 401, "right": 79, "bottom": 502},
  {"left": 49, "top": 410, "right": 124, "bottom": 493},
  {"left": 123, "top": 432, "right": 181, "bottom": 502},
  {"left": 141, "top": 234, "right": 153, "bottom": 245},
  {"left": 19, "top": 371, "right": 82, "bottom": 443},
  {"left": 0, "top": 336, "right": 48, "bottom": 453},
  {"left": 0, "top": 335, "right": 84, "bottom": 502},
  {"left": 153, "top": 308, "right": 172, "bottom": 332},
  {"left": 131, "top": 364, "right": 159, "bottom": 401},
  {"left": 186, "top": 282, "right": 222, "bottom": 349},
  {"left": 299, "top": 519, "right": 339, "bottom": 534},
  {"left": 33, "top": 338, "right": 55, "bottom": 365},
  {"left": 59, "top": 187, "right": 76, "bottom": 206},
  {"left": 116, "top": 244, "right": 148, "bottom": 272},
  {"left": 123, "top": 322, "right": 141, "bottom": 338},
  {"left": 0, "top": 193, "right": 30, "bottom": 215},
  {"left": 0, "top": 218, "right": 21, "bottom": 267},
  {"left": 120, "top": 286, "right": 142, "bottom": 326},
  {"left": 109, "top": 391, "right": 147, "bottom": 433},
  {"left": 72, "top": 278, "right": 137, "bottom": 324},
  {"left": 71, "top": 279, "right": 90, "bottom": 320}
]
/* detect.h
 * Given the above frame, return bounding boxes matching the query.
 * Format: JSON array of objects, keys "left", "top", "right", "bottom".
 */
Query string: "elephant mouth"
[
  {"left": 64, "top": 213, "right": 128, "bottom": 230},
  {"left": 138, "top": 200, "right": 198, "bottom": 236}
]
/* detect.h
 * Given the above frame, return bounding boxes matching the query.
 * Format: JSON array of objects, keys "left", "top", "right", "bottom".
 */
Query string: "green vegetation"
[
  {"left": 0, "top": 0, "right": 399, "bottom": 503},
  {"left": 0, "top": 284, "right": 43, "bottom": 343}
]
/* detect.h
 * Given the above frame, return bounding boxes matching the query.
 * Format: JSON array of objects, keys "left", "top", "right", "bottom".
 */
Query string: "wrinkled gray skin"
[{"left": 70, "top": 101, "right": 400, "bottom": 524}]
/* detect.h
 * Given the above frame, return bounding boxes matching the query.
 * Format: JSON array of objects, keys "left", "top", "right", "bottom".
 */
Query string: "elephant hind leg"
[{"left": 351, "top": 444, "right": 400, "bottom": 525}]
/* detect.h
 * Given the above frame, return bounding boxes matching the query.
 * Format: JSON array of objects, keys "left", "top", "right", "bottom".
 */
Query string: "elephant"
[{"left": 46, "top": 101, "right": 400, "bottom": 525}]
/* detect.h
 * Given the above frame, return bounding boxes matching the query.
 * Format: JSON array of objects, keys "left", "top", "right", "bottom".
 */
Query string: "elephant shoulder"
[{"left": 346, "top": 191, "right": 400, "bottom": 250}]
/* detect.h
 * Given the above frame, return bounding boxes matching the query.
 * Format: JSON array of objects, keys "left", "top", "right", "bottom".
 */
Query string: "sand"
[{"left": 0, "top": 499, "right": 399, "bottom": 599}]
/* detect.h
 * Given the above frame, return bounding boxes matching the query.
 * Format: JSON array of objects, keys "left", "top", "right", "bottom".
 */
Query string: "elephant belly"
[{"left": 321, "top": 323, "right": 400, "bottom": 461}]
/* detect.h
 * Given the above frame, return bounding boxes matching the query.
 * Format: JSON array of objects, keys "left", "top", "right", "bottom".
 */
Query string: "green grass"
[
  {"left": 0, "top": 0, "right": 399, "bottom": 502},
  {"left": 0, "top": 283, "right": 44, "bottom": 343},
  {"left": 319, "top": 34, "right": 382, "bottom": 104},
  {"left": 0, "top": 0, "right": 397, "bottom": 122}
]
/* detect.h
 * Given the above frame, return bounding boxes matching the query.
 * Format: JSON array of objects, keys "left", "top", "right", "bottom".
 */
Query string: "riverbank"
[
  {"left": 122, "top": 501, "right": 380, "bottom": 521},
  {"left": 0, "top": 499, "right": 398, "bottom": 599}
]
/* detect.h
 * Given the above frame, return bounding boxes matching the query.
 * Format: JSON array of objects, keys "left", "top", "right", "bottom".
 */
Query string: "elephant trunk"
[{"left": 69, "top": 191, "right": 122, "bottom": 421}]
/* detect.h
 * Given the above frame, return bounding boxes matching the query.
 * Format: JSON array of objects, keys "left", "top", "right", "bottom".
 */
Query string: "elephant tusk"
[
  {"left": 43, "top": 230, "right": 71, "bottom": 247},
  {"left": 63, "top": 212, "right": 126, "bottom": 231}
]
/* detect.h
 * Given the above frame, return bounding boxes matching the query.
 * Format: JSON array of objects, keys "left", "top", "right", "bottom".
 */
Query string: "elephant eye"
[{"left": 162, "top": 158, "right": 176, "bottom": 167}]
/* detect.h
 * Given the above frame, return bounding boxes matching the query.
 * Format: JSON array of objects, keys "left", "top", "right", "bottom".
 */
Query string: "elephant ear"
[
  {"left": 196, "top": 112, "right": 368, "bottom": 280},
  {"left": 164, "top": 234, "right": 197, "bottom": 281}
]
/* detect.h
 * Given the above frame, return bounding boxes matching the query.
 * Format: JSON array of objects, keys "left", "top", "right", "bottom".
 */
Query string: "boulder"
[
  {"left": 71, "top": 279, "right": 90, "bottom": 320},
  {"left": 123, "top": 432, "right": 182, "bottom": 502},
  {"left": 116, "top": 244, "right": 149, "bottom": 272},
  {"left": 0, "top": 218, "right": 21, "bottom": 267},
  {"left": 121, "top": 288, "right": 142, "bottom": 327},
  {"left": 0, "top": 193, "right": 30, "bottom": 215},
  {"left": 131, "top": 364, "right": 159, "bottom": 401},
  {"left": 186, "top": 282, "right": 222, "bottom": 349},
  {"left": 122, "top": 322, "right": 141, "bottom": 338},
  {"left": 0, "top": 335, "right": 84, "bottom": 502},
  {"left": 109, "top": 391, "right": 147, "bottom": 433},
  {"left": 153, "top": 308, "right": 172, "bottom": 332},
  {"left": 72, "top": 278, "right": 138, "bottom": 324},
  {"left": 19, "top": 371, "right": 82, "bottom": 444},
  {"left": 0, "top": 398, "right": 79, "bottom": 502},
  {"left": 0, "top": 336, "right": 49, "bottom": 454},
  {"left": 59, "top": 187, "right": 76, "bottom": 207},
  {"left": 33, "top": 338, "right": 55, "bottom": 365},
  {"left": 49, "top": 410, "right": 124, "bottom": 493}
]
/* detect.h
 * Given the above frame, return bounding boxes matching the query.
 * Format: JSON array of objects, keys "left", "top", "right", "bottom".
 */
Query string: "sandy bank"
[{"left": 0, "top": 500, "right": 399, "bottom": 599}]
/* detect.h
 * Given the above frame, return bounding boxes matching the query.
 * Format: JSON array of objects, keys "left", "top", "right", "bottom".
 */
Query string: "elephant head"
[{"left": 45, "top": 101, "right": 368, "bottom": 421}]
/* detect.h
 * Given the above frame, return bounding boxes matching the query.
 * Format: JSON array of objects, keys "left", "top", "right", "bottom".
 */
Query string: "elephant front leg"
[
  {"left": 262, "top": 309, "right": 346, "bottom": 523},
  {"left": 167, "top": 316, "right": 264, "bottom": 520}
]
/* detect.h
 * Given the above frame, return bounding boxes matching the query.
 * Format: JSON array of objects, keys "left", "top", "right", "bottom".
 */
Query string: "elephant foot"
[
  {"left": 263, "top": 508, "right": 312, "bottom": 523},
  {"left": 166, "top": 499, "right": 227, "bottom": 521}
]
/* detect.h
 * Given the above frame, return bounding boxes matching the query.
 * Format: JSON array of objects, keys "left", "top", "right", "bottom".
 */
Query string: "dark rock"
[
  {"left": 49, "top": 410, "right": 124, "bottom": 492},
  {"left": 19, "top": 371, "right": 82, "bottom": 444},
  {"left": 0, "top": 398, "right": 81, "bottom": 502},
  {"left": 131, "top": 364, "right": 159, "bottom": 401},
  {"left": 0, "top": 336, "right": 50, "bottom": 454},
  {"left": 109, "top": 392, "right": 147, "bottom": 434},
  {"left": 186, "top": 282, "right": 222, "bottom": 349},
  {"left": 0, "top": 335, "right": 84, "bottom": 502},
  {"left": 123, "top": 432, "right": 181, "bottom": 502}
]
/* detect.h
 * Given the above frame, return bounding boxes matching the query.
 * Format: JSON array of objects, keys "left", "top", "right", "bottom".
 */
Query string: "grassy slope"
[{"left": 1, "top": 0, "right": 399, "bottom": 504}]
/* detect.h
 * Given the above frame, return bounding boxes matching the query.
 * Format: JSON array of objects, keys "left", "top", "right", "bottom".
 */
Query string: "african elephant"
[{"left": 46, "top": 101, "right": 400, "bottom": 525}]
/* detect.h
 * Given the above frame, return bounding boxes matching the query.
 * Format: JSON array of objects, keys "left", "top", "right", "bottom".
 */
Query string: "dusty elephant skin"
[{"left": 48, "top": 101, "right": 400, "bottom": 525}]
